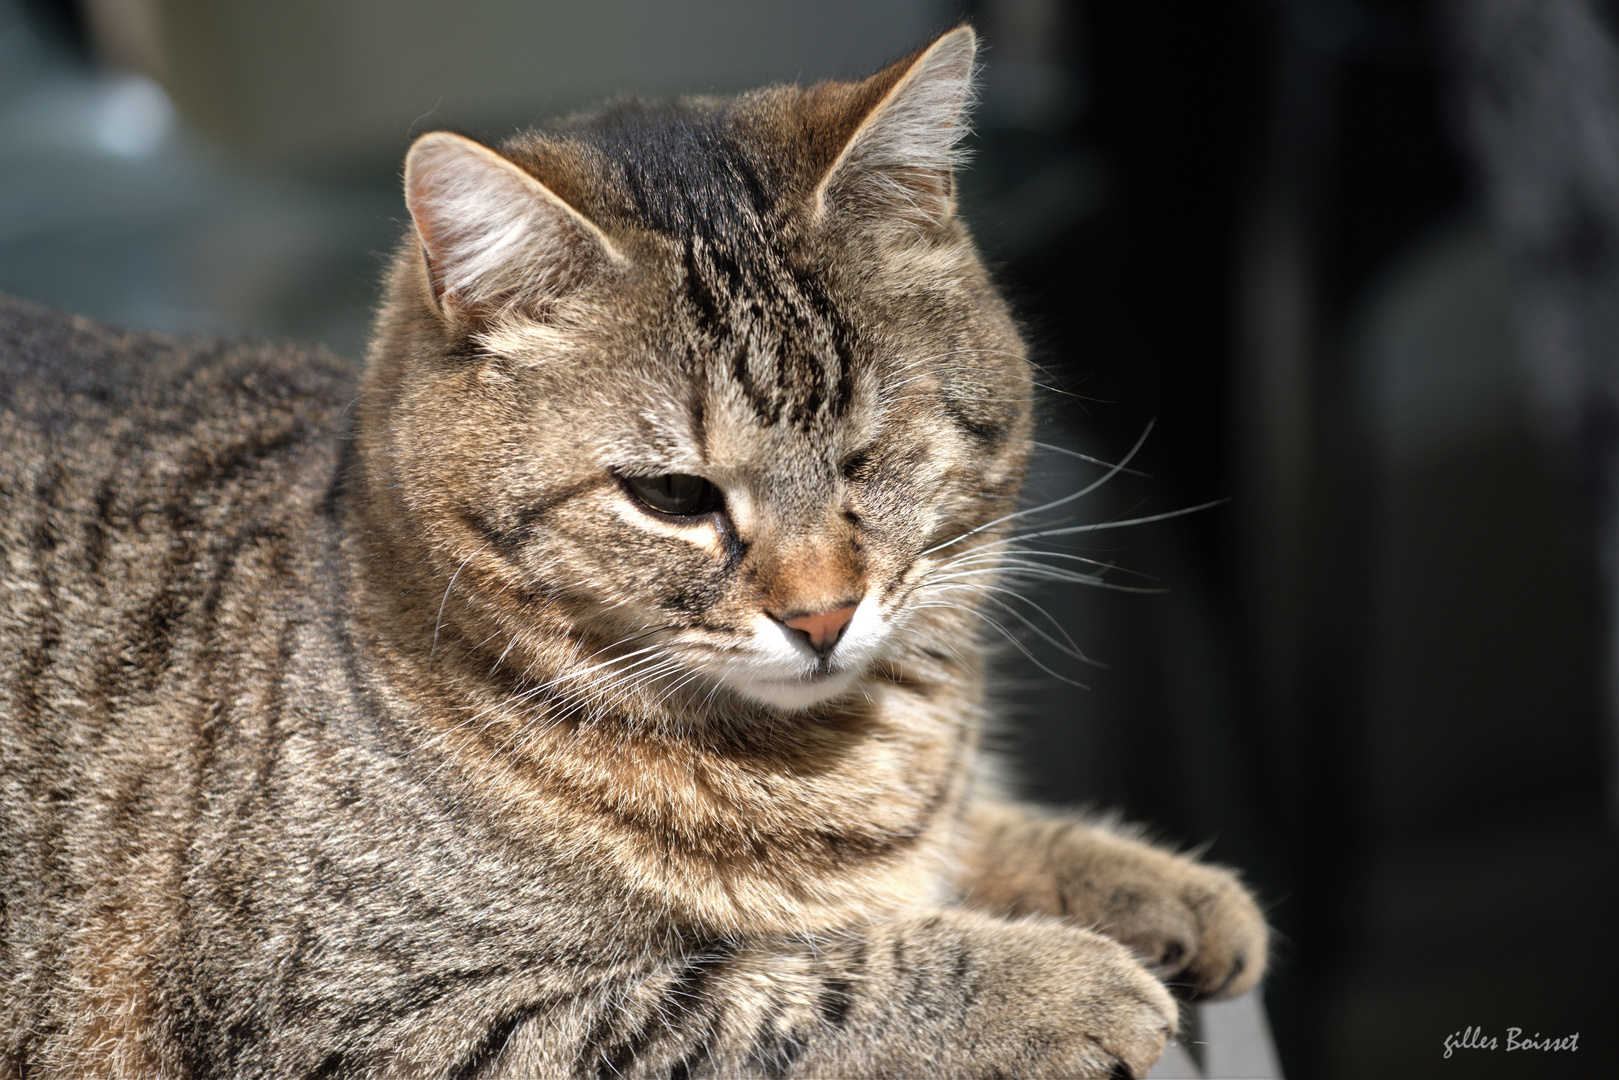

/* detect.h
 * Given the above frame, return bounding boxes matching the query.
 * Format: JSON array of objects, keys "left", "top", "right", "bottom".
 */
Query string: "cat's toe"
[
  {"left": 1170, "top": 870, "right": 1268, "bottom": 1000},
  {"left": 1141, "top": 935, "right": 1197, "bottom": 987},
  {"left": 1100, "top": 864, "right": 1266, "bottom": 1001},
  {"left": 1092, "top": 950, "right": 1178, "bottom": 1079}
]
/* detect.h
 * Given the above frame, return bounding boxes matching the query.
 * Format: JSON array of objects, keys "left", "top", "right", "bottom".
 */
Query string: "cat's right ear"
[{"left": 404, "top": 131, "right": 619, "bottom": 325}]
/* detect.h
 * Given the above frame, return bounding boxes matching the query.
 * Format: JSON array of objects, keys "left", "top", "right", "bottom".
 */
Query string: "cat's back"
[
  {"left": 0, "top": 293, "right": 357, "bottom": 725},
  {"left": 0, "top": 293, "right": 355, "bottom": 491},
  {"left": 0, "top": 296, "right": 366, "bottom": 1072}
]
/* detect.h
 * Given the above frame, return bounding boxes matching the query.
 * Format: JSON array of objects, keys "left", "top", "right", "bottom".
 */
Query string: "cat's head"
[{"left": 362, "top": 26, "right": 1032, "bottom": 717}]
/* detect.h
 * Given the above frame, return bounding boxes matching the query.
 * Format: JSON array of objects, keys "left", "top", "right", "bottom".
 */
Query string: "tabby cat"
[{"left": 0, "top": 27, "right": 1267, "bottom": 1079}]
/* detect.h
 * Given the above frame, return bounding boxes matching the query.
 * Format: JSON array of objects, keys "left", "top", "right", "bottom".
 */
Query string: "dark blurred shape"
[
  {"left": 1443, "top": 0, "right": 1619, "bottom": 825},
  {"left": 16, "top": 0, "right": 86, "bottom": 57},
  {"left": 1230, "top": 2, "right": 1613, "bottom": 1077}
]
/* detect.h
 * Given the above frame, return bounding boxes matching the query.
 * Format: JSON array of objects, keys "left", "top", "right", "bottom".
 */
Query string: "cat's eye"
[{"left": 621, "top": 473, "right": 721, "bottom": 517}]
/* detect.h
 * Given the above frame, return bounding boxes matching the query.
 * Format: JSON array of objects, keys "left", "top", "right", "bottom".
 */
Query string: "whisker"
[
  {"left": 936, "top": 548, "right": 1152, "bottom": 579},
  {"left": 914, "top": 602, "right": 1090, "bottom": 688},
  {"left": 928, "top": 564, "right": 1168, "bottom": 595},
  {"left": 1029, "top": 440, "right": 1152, "bottom": 478},
  {"left": 922, "top": 581, "right": 1098, "bottom": 664},
  {"left": 408, "top": 634, "right": 676, "bottom": 760},
  {"left": 490, "top": 635, "right": 520, "bottom": 675},
  {"left": 1009, "top": 497, "right": 1229, "bottom": 543},
  {"left": 920, "top": 419, "right": 1156, "bottom": 558},
  {"left": 651, "top": 666, "right": 713, "bottom": 714},
  {"left": 933, "top": 558, "right": 1102, "bottom": 585},
  {"left": 431, "top": 544, "right": 490, "bottom": 659},
  {"left": 929, "top": 555, "right": 1102, "bottom": 582}
]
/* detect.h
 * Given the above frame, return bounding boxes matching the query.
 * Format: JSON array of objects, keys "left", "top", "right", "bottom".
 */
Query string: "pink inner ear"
[
  {"left": 404, "top": 131, "right": 616, "bottom": 322},
  {"left": 406, "top": 169, "right": 476, "bottom": 308}
]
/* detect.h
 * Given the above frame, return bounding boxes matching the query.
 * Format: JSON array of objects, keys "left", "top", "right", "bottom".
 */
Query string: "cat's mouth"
[
  {"left": 700, "top": 650, "right": 864, "bottom": 710},
  {"left": 679, "top": 609, "right": 885, "bottom": 710},
  {"left": 796, "top": 655, "right": 837, "bottom": 678}
]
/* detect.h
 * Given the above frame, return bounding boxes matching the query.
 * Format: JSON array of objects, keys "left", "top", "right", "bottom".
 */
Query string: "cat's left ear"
[
  {"left": 404, "top": 131, "right": 619, "bottom": 324},
  {"left": 814, "top": 25, "right": 978, "bottom": 231}
]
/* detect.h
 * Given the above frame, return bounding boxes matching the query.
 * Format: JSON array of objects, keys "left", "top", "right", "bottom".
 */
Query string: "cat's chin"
[{"left": 724, "top": 667, "right": 864, "bottom": 712}]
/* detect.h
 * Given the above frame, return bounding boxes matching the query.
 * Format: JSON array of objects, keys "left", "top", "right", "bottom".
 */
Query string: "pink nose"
[{"left": 781, "top": 604, "right": 858, "bottom": 657}]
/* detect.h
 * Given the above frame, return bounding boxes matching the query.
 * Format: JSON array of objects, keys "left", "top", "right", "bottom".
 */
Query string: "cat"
[{"left": 0, "top": 26, "right": 1267, "bottom": 1080}]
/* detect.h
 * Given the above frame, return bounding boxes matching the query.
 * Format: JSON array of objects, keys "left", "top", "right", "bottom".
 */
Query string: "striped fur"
[{"left": 0, "top": 28, "right": 1265, "bottom": 1079}]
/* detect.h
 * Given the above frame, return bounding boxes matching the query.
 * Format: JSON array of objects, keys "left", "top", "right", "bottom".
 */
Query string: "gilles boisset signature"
[{"left": 1444, "top": 1026, "right": 1580, "bottom": 1058}]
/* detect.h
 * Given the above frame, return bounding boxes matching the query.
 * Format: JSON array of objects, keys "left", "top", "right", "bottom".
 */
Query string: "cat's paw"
[
  {"left": 961, "top": 811, "right": 1269, "bottom": 1002},
  {"left": 719, "top": 912, "right": 1177, "bottom": 1080},
  {"left": 1094, "top": 853, "right": 1267, "bottom": 1001},
  {"left": 971, "top": 918, "right": 1177, "bottom": 1079},
  {"left": 1050, "top": 928, "right": 1180, "bottom": 1079},
  {"left": 1055, "top": 841, "right": 1269, "bottom": 1003}
]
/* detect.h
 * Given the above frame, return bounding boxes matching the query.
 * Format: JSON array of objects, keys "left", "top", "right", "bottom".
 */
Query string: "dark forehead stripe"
[
  {"left": 581, "top": 101, "right": 773, "bottom": 244},
  {"left": 578, "top": 103, "right": 855, "bottom": 428}
]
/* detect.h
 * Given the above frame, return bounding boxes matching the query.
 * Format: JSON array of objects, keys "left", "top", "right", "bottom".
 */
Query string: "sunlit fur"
[{"left": 0, "top": 27, "right": 1267, "bottom": 1079}]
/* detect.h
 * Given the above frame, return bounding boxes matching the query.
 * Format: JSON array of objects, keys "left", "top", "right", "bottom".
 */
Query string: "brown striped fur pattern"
[{"left": 0, "top": 28, "right": 1266, "bottom": 1079}]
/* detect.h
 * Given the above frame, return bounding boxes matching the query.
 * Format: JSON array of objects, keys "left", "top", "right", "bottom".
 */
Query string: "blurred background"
[{"left": 2, "top": 1, "right": 1615, "bottom": 1076}]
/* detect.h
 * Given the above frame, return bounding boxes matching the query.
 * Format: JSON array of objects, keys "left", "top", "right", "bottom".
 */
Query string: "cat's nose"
[{"left": 777, "top": 604, "right": 858, "bottom": 658}]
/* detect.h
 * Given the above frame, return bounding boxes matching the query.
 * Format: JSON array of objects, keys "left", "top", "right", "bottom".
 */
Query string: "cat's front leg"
[
  {"left": 473, "top": 908, "right": 1175, "bottom": 1079},
  {"left": 955, "top": 802, "right": 1269, "bottom": 1001}
]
